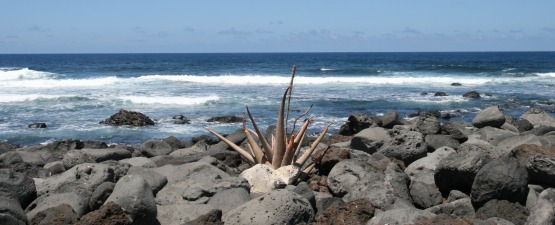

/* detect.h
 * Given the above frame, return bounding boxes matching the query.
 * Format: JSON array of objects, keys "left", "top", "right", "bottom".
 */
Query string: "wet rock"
[
  {"left": 29, "top": 203, "right": 79, "bottom": 225},
  {"left": 451, "top": 83, "right": 463, "bottom": 86},
  {"left": 471, "top": 156, "right": 528, "bottom": 207},
  {"left": 472, "top": 106, "right": 506, "bottom": 128},
  {"left": 434, "top": 92, "right": 448, "bottom": 96},
  {"left": 28, "top": 122, "right": 47, "bottom": 128},
  {"left": 206, "top": 115, "right": 241, "bottom": 123},
  {"left": 100, "top": 109, "right": 155, "bottom": 126},
  {"left": 313, "top": 198, "right": 375, "bottom": 225},
  {"left": 222, "top": 189, "right": 314, "bottom": 225},
  {"left": 172, "top": 115, "right": 190, "bottom": 124},
  {"left": 105, "top": 174, "right": 157, "bottom": 222},
  {"left": 475, "top": 199, "right": 529, "bottom": 225},
  {"left": 75, "top": 201, "right": 131, "bottom": 225},
  {"left": 463, "top": 91, "right": 481, "bottom": 99}
]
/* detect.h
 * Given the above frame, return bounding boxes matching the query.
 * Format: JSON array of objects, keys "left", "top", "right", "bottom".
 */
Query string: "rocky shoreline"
[{"left": 1, "top": 106, "right": 555, "bottom": 225}]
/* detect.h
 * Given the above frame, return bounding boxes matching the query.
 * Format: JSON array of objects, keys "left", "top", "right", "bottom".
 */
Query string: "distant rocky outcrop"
[{"left": 100, "top": 109, "right": 155, "bottom": 126}]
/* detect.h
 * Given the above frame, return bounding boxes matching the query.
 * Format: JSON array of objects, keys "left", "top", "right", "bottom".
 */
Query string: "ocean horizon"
[{"left": 1, "top": 52, "right": 554, "bottom": 146}]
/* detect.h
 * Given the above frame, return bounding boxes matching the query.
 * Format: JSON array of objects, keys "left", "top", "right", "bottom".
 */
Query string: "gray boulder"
[
  {"left": 127, "top": 166, "right": 168, "bottom": 195},
  {"left": 497, "top": 134, "right": 542, "bottom": 155},
  {"left": 458, "top": 138, "right": 503, "bottom": 159},
  {"left": 156, "top": 175, "right": 248, "bottom": 205},
  {"left": 471, "top": 156, "right": 529, "bottom": 207},
  {"left": 426, "top": 198, "right": 476, "bottom": 220},
  {"left": 100, "top": 109, "right": 154, "bottom": 126},
  {"left": 88, "top": 181, "right": 115, "bottom": 211},
  {"left": 157, "top": 203, "right": 216, "bottom": 225},
  {"left": 25, "top": 192, "right": 88, "bottom": 220},
  {"left": 37, "top": 163, "right": 114, "bottom": 196},
  {"left": 472, "top": 106, "right": 506, "bottom": 128},
  {"left": 412, "top": 113, "right": 440, "bottom": 135},
  {"left": 43, "top": 161, "right": 65, "bottom": 176},
  {"left": 410, "top": 181, "right": 443, "bottom": 209},
  {"left": 81, "top": 148, "right": 131, "bottom": 162},
  {"left": 435, "top": 148, "right": 492, "bottom": 195},
  {"left": 222, "top": 189, "right": 314, "bottom": 225},
  {"left": 139, "top": 139, "right": 174, "bottom": 157},
  {"left": 511, "top": 144, "right": 555, "bottom": 187},
  {"left": 0, "top": 196, "right": 28, "bottom": 225},
  {"left": 29, "top": 203, "right": 79, "bottom": 225},
  {"left": 119, "top": 157, "right": 156, "bottom": 168},
  {"left": 378, "top": 130, "right": 427, "bottom": 165},
  {"left": 0, "top": 169, "right": 36, "bottom": 208},
  {"left": 208, "top": 129, "right": 247, "bottom": 152},
  {"left": 314, "top": 192, "right": 344, "bottom": 216},
  {"left": 425, "top": 134, "right": 460, "bottom": 151},
  {"left": 350, "top": 127, "right": 390, "bottom": 154},
  {"left": 382, "top": 110, "right": 403, "bottom": 129},
  {"left": 62, "top": 150, "right": 95, "bottom": 169},
  {"left": 521, "top": 108, "right": 555, "bottom": 128},
  {"left": 405, "top": 146, "right": 456, "bottom": 185},
  {"left": 441, "top": 122, "right": 471, "bottom": 142},
  {"left": 207, "top": 188, "right": 251, "bottom": 215},
  {"left": 339, "top": 113, "right": 377, "bottom": 135},
  {"left": 105, "top": 174, "right": 157, "bottom": 222},
  {"left": 367, "top": 207, "right": 436, "bottom": 225},
  {"left": 527, "top": 188, "right": 555, "bottom": 225},
  {"left": 152, "top": 161, "right": 229, "bottom": 184},
  {"left": 476, "top": 199, "right": 529, "bottom": 225},
  {"left": 477, "top": 127, "right": 518, "bottom": 146}
]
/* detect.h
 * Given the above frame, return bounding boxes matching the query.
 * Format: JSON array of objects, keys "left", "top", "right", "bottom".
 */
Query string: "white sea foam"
[
  {"left": 0, "top": 76, "right": 119, "bottom": 88},
  {"left": 119, "top": 95, "right": 220, "bottom": 105},
  {"left": 0, "top": 94, "right": 78, "bottom": 103},
  {"left": 536, "top": 72, "right": 555, "bottom": 78},
  {"left": 320, "top": 68, "right": 336, "bottom": 71},
  {"left": 0, "top": 68, "right": 56, "bottom": 81}
]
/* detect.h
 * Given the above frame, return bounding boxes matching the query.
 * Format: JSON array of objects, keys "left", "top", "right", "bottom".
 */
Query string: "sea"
[{"left": 1, "top": 52, "right": 554, "bottom": 147}]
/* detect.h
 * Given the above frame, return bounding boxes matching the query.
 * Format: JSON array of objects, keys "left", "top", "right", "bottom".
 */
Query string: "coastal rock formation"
[
  {"left": 463, "top": 91, "right": 481, "bottom": 98},
  {"left": 100, "top": 109, "right": 155, "bottom": 126},
  {"left": 206, "top": 115, "right": 241, "bottom": 123}
]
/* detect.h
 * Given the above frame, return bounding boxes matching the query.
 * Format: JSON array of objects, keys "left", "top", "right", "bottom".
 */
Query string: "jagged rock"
[
  {"left": 520, "top": 108, "right": 555, "bottom": 128},
  {"left": 172, "top": 115, "right": 190, "bottom": 124},
  {"left": 105, "top": 175, "right": 157, "bottom": 222},
  {"left": 471, "top": 156, "right": 529, "bottom": 207},
  {"left": 451, "top": 83, "right": 462, "bottom": 86},
  {"left": 313, "top": 198, "right": 374, "bottom": 225},
  {"left": 100, "top": 109, "right": 155, "bottom": 126},
  {"left": 206, "top": 115, "right": 241, "bottom": 123},
  {"left": 21, "top": 139, "right": 84, "bottom": 160},
  {"left": 339, "top": 113, "right": 376, "bottom": 135},
  {"left": 367, "top": 207, "right": 436, "bottom": 225},
  {"left": 0, "top": 168, "right": 37, "bottom": 208},
  {"left": 527, "top": 188, "right": 555, "bottom": 225},
  {"left": 207, "top": 188, "right": 250, "bottom": 215},
  {"left": 0, "top": 142, "right": 19, "bottom": 155},
  {"left": 350, "top": 127, "right": 390, "bottom": 154},
  {"left": 405, "top": 146, "right": 456, "bottom": 185},
  {"left": 475, "top": 199, "right": 529, "bottom": 225},
  {"left": 463, "top": 91, "right": 481, "bottom": 99},
  {"left": 410, "top": 181, "right": 443, "bottom": 209},
  {"left": 75, "top": 201, "right": 131, "bottom": 225},
  {"left": 472, "top": 106, "right": 506, "bottom": 128},
  {"left": 435, "top": 148, "right": 492, "bottom": 195},
  {"left": 222, "top": 189, "right": 314, "bottom": 225},
  {"left": 29, "top": 203, "right": 79, "bottom": 225},
  {"left": 434, "top": 92, "right": 448, "bottom": 96}
]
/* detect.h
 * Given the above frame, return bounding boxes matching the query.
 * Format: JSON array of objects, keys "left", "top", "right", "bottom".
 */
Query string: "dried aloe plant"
[{"left": 206, "top": 65, "right": 331, "bottom": 170}]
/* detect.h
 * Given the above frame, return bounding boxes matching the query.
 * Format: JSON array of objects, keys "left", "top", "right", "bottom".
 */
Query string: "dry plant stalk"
[{"left": 206, "top": 65, "right": 331, "bottom": 170}]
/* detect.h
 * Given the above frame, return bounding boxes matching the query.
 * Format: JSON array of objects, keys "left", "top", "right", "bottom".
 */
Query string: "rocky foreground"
[{"left": 1, "top": 106, "right": 555, "bottom": 225}]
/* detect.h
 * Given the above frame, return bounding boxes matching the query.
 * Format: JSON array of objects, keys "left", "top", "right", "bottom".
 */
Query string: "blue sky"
[{"left": 1, "top": 1, "right": 554, "bottom": 53}]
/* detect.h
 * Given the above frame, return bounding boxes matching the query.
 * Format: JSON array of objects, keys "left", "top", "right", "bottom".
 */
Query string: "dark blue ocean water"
[{"left": 1, "top": 52, "right": 554, "bottom": 146}]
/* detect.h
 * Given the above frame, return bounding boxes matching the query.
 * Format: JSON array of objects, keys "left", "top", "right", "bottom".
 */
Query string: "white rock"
[{"left": 239, "top": 164, "right": 300, "bottom": 194}]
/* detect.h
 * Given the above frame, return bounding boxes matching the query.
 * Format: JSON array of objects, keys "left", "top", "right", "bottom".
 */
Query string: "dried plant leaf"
[
  {"left": 295, "top": 123, "right": 331, "bottom": 167},
  {"left": 205, "top": 127, "right": 255, "bottom": 164},
  {"left": 247, "top": 106, "right": 273, "bottom": 162},
  {"left": 272, "top": 87, "right": 290, "bottom": 169}
]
